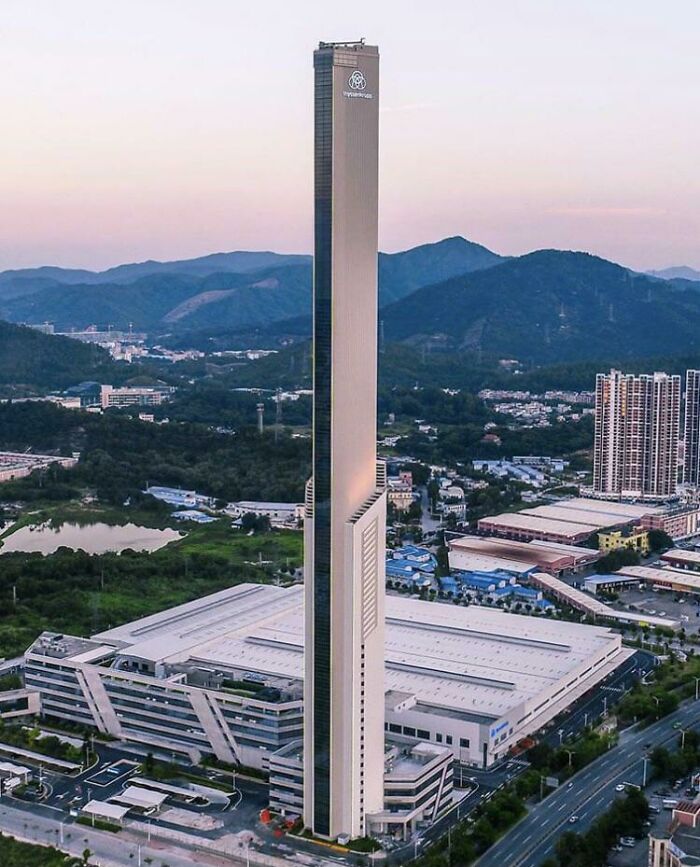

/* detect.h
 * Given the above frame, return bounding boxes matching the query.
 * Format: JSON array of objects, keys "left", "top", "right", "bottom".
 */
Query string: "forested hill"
[
  {"left": 0, "top": 237, "right": 502, "bottom": 332},
  {"left": 0, "top": 320, "right": 119, "bottom": 392},
  {"left": 383, "top": 250, "right": 700, "bottom": 364}
]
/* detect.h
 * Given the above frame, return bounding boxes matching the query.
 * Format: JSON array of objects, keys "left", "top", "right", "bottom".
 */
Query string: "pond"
[{"left": 0, "top": 521, "right": 182, "bottom": 555}]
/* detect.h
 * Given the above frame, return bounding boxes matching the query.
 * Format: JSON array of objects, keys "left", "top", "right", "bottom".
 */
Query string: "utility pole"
[{"left": 643, "top": 755, "right": 649, "bottom": 788}]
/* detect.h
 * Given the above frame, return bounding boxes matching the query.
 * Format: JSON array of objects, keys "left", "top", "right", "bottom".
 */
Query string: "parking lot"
[{"left": 612, "top": 586, "right": 700, "bottom": 636}]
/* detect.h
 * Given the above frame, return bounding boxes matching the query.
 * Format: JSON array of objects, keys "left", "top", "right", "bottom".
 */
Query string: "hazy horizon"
[{"left": 2, "top": 0, "right": 698, "bottom": 272}]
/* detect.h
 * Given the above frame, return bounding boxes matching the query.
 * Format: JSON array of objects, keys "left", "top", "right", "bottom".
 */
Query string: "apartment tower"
[
  {"left": 683, "top": 370, "right": 700, "bottom": 486},
  {"left": 303, "top": 41, "right": 387, "bottom": 840},
  {"left": 593, "top": 369, "right": 681, "bottom": 498}
]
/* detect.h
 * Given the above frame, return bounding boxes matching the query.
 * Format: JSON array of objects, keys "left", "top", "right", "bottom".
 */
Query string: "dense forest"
[
  {"left": 0, "top": 321, "right": 120, "bottom": 393},
  {"left": 0, "top": 401, "right": 310, "bottom": 504}
]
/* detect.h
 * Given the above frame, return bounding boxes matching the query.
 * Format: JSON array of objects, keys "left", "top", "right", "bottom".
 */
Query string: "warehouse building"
[
  {"left": 529, "top": 572, "right": 680, "bottom": 629},
  {"left": 617, "top": 564, "right": 700, "bottom": 595},
  {"left": 448, "top": 535, "right": 600, "bottom": 576},
  {"left": 660, "top": 549, "right": 700, "bottom": 572},
  {"left": 477, "top": 498, "right": 668, "bottom": 545},
  {"left": 24, "top": 583, "right": 629, "bottom": 772}
]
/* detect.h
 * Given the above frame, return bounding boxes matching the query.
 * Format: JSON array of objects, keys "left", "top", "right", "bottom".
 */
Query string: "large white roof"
[{"left": 93, "top": 583, "right": 622, "bottom": 724}]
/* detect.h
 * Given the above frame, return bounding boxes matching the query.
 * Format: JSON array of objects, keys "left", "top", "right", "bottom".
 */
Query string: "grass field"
[{"left": 0, "top": 503, "right": 302, "bottom": 657}]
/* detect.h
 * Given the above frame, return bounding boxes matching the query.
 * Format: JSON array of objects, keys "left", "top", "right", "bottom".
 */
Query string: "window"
[
  {"left": 459, "top": 738, "right": 470, "bottom": 748},
  {"left": 389, "top": 723, "right": 401, "bottom": 734},
  {"left": 446, "top": 735, "right": 453, "bottom": 745},
  {"left": 436, "top": 733, "right": 443, "bottom": 743},
  {"left": 403, "top": 726, "right": 416, "bottom": 737},
  {"left": 417, "top": 729, "right": 430, "bottom": 740}
]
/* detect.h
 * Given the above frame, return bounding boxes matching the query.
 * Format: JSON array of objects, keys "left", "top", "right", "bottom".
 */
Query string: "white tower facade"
[{"left": 303, "top": 41, "right": 386, "bottom": 840}]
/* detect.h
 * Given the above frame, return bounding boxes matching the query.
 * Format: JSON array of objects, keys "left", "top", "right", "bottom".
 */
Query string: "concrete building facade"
[
  {"left": 304, "top": 41, "right": 387, "bottom": 840},
  {"left": 685, "top": 370, "right": 700, "bottom": 488},
  {"left": 593, "top": 369, "right": 681, "bottom": 498}
]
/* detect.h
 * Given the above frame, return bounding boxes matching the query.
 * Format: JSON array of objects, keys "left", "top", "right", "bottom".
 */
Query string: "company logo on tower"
[
  {"left": 343, "top": 68, "right": 373, "bottom": 100},
  {"left": 347, "top": 70, "right": 367, "bottom": 91}
]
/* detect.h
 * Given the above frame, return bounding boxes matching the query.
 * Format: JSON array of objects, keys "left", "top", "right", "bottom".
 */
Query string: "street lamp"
[
  {"left": 694, "top": 676, "right": 700, "bottom": 701},
  {"left": 564, "top": 749, "right": 575, "bottom": 769},
  {"left": 643, "top": 755, "right": 650, "bottom": 788}
]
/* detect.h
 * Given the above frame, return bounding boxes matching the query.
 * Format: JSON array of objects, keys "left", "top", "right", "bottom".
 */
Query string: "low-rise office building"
[
  {"left": 269, "top": 739, "right": 453, "bottom": 841},
  {"left": 598, "top": 527, "right": 650, "bottom": 555},
  {"left": 24, "top": 584, "right": 629, "bottom": 772}
]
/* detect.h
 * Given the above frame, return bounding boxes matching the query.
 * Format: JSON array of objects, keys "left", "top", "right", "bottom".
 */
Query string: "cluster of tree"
[
  {"left": 0, "top": 321, "right": 120, "bottom": 396},
  {"left": 0, "top": 720, "right": 85, "bottom": 764},
  {"left": 415, "top": 786, "right": 526, "bottom": 866},
  {"left": 0, "top": 835, "right": 77, "bottom": 867},
  {"left": 615, "top": 655, "right": 700, "bottom": 724},
  {"left": 650, "top": 729, "right": 700, "bottom": 781},
  {"left": 0, "top": 401, "right": 310, "bottom": 506},
  {"left": 400, "top": 414, "right": 593, "bottom": 470},
  {"left": 596, "top": 546, "right": 641, "bottom": 572},
  {"left": 544, "top": 789, "right": 649, "bottom": 867},
  {"left": 162, "top": 381, "right": 311, "bottom": 429},
  {"left": 517, "top": 730, "right": 615, "bottom": 794},
  {"left": 0, "top": 534, "right": 300, "bottom": 658}
]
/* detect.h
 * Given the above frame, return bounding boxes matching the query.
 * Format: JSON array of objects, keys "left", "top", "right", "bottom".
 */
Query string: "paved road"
[
  {"left": 0, "top": 801, "right": 247, "bottom": 867},
  {"left": 476, "top": 698, "right": 700, "bottom": 867},
  {"left": 419, "top": 486, "right": 441, "bottom": 537},
  {"left": 539, "top": 650, "right": 655, "bottom": 749}
]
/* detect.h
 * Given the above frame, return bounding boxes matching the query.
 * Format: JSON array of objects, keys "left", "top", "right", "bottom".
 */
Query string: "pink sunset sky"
[{"left": 1, "top": 0, "right": 698, "bottom": 271}]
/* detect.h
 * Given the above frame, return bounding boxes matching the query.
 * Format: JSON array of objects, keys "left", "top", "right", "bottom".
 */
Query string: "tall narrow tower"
[{"left": 304, "top": 41, "right": 386, "bottom": 840}]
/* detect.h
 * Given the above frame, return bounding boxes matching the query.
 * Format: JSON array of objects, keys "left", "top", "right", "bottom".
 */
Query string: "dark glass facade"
[{"left": 312, "top": 48, "right": 333, "bottom": 838}]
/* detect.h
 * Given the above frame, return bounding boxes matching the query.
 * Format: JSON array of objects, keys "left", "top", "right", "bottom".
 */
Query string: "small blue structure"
[{"left": 172, "top": 509, "right": 216, "bottom": 524}]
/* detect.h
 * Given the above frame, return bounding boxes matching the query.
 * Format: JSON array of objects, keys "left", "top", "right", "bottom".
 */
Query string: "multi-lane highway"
[{"left": 476, "top": 697, "right": 700, "bottom": 867}]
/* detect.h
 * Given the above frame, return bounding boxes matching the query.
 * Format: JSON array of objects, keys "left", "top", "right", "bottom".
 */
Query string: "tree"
[{"left": 647, "top": 529, "right": 673, "bottom": 552}]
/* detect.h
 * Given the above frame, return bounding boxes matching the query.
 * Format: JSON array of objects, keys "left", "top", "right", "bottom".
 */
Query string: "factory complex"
[
  {"left": 477, "top": 497, "right": 699, "bottom": 545},
  {"left": 24, "top": 583, "right": 629, "bottom": 780}
]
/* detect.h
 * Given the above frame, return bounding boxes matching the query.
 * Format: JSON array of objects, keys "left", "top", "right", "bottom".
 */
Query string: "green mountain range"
[
  {"left": 0, "top": 237, "right": 503, "bottom": 332},
  {"left": 383, "top": 249, "right": 700, "bottom": 363}
]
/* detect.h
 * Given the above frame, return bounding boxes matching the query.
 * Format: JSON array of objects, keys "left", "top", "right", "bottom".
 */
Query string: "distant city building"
[
  {"left": 226, "top": 501, "right": 303, "bottom": 525},
  {"left": 0, "top": 451, "right": 77, "bottom": 483},
  {"left": 387, "top": 471, "right": 414, "bottom": 512},
  {"left": 100, "top": 385, "right": 173, "bottom": 409},
  {"left": 593, "top": 369, "right": 681, "bottom": 498},
  {"left": 145, "top": 486, "right": 214, "bottom": 510},
  {"left": 683, "top": 369, "right": 700, "bottom": 487},
  {"left": 64, "top": 382, "right": 174, "bottom": 409}
]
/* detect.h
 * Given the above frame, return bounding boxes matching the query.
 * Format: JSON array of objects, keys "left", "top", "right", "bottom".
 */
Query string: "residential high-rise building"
[
  {"left": 303, "top": 41, "right": 387, "bottom": 840},
  {"left": 683, "top": 370, "right": 700, "bottom": 486},
  {"left": 593, "top": 369, "right": 681, "bottom": 498}
]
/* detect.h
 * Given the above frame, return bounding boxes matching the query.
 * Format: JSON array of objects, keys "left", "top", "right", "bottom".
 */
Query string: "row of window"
[{"left": 385, "top": 722, "right": 470, "bottom": 750}]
